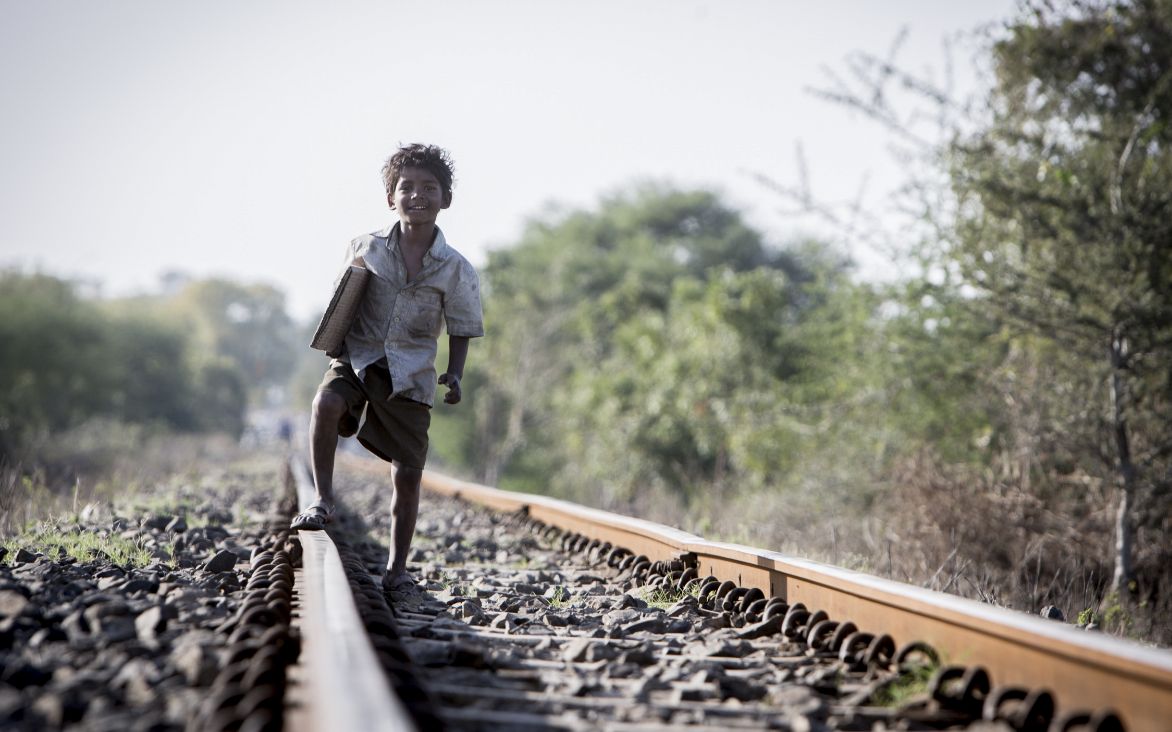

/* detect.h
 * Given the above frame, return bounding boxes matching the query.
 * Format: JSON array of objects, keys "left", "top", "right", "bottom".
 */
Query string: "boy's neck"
[{"left": 398, "top": 221, "right": 437, "bottom": 251}]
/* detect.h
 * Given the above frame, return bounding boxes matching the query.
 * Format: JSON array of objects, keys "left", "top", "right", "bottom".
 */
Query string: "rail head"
[
  {"left": 420, "top": 469, "right": 1172, "bottom": 732},
  {"left": 290, "top": 457, "right": 417, "bottom": 732}
]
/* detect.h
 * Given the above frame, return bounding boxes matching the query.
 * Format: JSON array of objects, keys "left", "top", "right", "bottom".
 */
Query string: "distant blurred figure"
[{"left": 277, "top": 418, "right": 293, "bottom": 445}]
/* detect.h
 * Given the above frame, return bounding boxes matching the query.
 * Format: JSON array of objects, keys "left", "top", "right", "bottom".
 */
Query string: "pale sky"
[{"left": 0, "top": 1, "right": 1017, "bottom": 320}]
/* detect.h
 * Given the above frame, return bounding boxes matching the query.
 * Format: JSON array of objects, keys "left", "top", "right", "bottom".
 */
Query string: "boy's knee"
[{"left": 312, "top": 390, "right": 346, "bottom": 421}]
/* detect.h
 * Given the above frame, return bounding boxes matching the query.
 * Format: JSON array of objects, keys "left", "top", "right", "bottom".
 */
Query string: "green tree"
[
  {"left": 947, "top": 0, "right": 1172, "bottom": 592},
  {"left": 162, "top": 278, "right": 298, "bottom": 401},
  {"left": 470, "top": 185, "right": 807, "bottom": 489}
]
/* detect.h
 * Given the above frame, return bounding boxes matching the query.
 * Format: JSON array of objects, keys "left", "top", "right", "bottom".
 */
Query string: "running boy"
[{"left": 293, "top": 144, "right": 483, "bottom": 597}]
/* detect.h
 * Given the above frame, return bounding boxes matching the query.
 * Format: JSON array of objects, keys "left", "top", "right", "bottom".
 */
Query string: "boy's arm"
[{"left": 438, "top": 336, "right": 470, "bottom": 405}]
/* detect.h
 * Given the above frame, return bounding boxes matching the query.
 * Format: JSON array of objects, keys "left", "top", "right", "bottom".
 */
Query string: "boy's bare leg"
[
  {"left": 308, "top": 391, "right": 346, "bottom": 507},
  {"left": 385, "top": 464, "right": 422, "bottom": 587}
]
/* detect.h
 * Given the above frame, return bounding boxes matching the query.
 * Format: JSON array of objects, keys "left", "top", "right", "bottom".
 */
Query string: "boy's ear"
[
  {"left": 387, "top": 193, "right": 395, "bottom": 210},
  {"left": 442, "top": 191, "right": 453, "bottom": 209}
]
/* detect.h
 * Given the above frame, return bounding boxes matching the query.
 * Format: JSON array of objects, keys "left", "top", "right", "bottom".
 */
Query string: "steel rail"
[
  {"left": 421, "top": 469, "right": 1172, "bottom": 732},
  {"left": 289, "top": 457, "right": 418, "bottom": 732}
]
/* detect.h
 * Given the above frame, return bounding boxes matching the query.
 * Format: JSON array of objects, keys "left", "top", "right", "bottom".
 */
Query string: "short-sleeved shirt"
[{"left": 338, "top": 223, "right": 484, "bottom": 406}]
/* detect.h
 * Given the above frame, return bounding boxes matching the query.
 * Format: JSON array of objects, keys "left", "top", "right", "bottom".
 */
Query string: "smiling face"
[{"left": 389, "top": 166, "right": 451, "bottom": 226}]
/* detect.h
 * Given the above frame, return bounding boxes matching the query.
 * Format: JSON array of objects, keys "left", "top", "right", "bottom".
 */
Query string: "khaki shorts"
[{"left": 317, "top": 360, "right": 431, "bottom": 469}]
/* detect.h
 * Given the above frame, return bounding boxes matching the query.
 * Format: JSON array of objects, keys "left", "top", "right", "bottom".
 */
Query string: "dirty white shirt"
[{"left": 338, "top": 223, "right": 484, "bottom": 406}]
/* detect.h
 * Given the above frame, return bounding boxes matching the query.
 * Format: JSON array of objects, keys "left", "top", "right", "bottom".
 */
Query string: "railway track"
[{"left": 283, "top": 454, "right": 1172, "bottom": 732}]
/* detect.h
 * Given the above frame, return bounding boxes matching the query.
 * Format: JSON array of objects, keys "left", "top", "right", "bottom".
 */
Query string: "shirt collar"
[{"left": 379, "top": 222, "right": 451, "bottom": 261}]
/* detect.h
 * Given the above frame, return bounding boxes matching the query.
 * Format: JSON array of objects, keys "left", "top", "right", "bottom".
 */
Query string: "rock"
[
  {"left": 490, "top": 612, "right": 525, "bottom": 630},
  {"left": 563, "top": 638, "right": 592, "bottom": 663},
  {"left": 769, "top": 684, "right": 826, "bottom": 716},
  {"left": 617, "top": 594, "right": 648, "bottom": 610},
  {"left": 1040, "top": 605, "right": 1065, "bottom": 622},
  {"left": 165, "top": 516, "right": 188, "bottom": 533},
  {"left": 0, "top": 660, "right": 52, "bottom": 688},
  {"left": 62, "top": 608, "right": 91, "bottom": 640},
  {"left": 119, "top": 578, "right": 159, "bottom": 595},
  {"left": 202, "top": 550, "right": 238, "bottom": 574},
  {"left": 585, "top": 643, "right": 620, "bottom": 662},
  {"left": 13, "top": 548, "right": 36, "bottom": 564},
  {"left": 135, "top": 606, "right": 168, "bottom": 641},
  {"left": 543, "top": 612, "right": 569, "bottom": 627},
  {"left": 699, "top": 638, "right": 755, "bottom": 658},
  {"left": 84, "top": 599, "right": 130, "bottom": 623},
  {"left": 32, "top": 693, "right": 65, "bottom": 728},
  {"left": 142, "top": 514, "right": 173, "bottom": 531},
  {"left": 170, "top": 642, "right": 217, "bottom": 686},
  {"left": 96, "top": 617, "right": 138, "bottom": 646},
  {"left": 0, "top": 589, "right": 29, "bottom": 618},
  {"left": 111, "top": 658, "right": 158, "bottom": 705},
  {"left": 735, "top": 614, "right": 784, "bottom": 640},
  {"left": 603, "top": 608, "right": 645, "bottom": 626},
  {"left": 29, "top": 626, "right": 68, "bottom": 648},
  {"left": 623, "top": 617, "right": 669, "bottom": 635},
  {"left": 619, "top": 645, "right": 659, "bottom": 666},
  {"left": 720, "top": 676, "right": 767, "bottom": 702},
  {"left": 455, "top": 600, "right": 485, "bottom": 621}
]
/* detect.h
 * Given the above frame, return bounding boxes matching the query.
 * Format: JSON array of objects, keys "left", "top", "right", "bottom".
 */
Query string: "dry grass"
[
  {"left": 0, "top": 418, "right": 243, "bottom": 536},
  {"left": 670, "top": 449, "right": 1171, "bottom": 647}
]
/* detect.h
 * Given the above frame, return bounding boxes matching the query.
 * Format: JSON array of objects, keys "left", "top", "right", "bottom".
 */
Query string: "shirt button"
[{"left": 394, "top": 316, "right": 401, "bottom": 322}]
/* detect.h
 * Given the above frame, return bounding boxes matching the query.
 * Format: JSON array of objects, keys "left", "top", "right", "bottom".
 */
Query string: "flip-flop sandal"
[
  {"left": 290, "top": 501, "right": 335, "bottom": 531},
  {"left": 382, "top": 574, "right": 421, "bottom": 597}
]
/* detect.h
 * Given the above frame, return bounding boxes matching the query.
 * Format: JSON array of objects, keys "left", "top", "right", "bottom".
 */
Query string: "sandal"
[
  {"left": 290, "top": 500, "right": 335, "bottom": 531},
  {"left": 382, "top": 573, "right": 421, "bottom": 598}
]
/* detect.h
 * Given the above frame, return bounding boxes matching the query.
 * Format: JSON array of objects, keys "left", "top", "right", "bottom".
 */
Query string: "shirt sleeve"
[
  {"left": 332, "top": 239, "right": 363, "bottom": 289},
  {"left": 444, "top": 260, "right": 485, "bottom": 338}
]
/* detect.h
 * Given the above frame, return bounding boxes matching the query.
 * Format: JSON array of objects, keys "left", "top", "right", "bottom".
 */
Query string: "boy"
[{"left": 292, "top": 143, "right": 483, "bottom": 597}]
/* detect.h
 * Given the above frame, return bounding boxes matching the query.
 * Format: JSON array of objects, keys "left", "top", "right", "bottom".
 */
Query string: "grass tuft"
[
  {"left": 871, "top": 663, "right": 937, "bottom": 708},
  {"left": 2, "top": 520, "right": 156, "bottom": 568}
]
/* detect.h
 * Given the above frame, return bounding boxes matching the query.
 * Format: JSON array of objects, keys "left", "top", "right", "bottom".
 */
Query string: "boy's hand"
[{"left": 438, "top": 373, "right": 462, "bottom": 404}]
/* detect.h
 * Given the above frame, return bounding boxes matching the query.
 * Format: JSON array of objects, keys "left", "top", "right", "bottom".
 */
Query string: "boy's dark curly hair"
[{"left": 382, "top": 143, "right": 455, "bottom": 200}]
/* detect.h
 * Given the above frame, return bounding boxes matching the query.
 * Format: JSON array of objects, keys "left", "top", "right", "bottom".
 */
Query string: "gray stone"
[
  {"left": 623, "top": 617, "right": 669, "bottom": 635},
  {"left": 13, "top": 548, "right": 36, "bottom": 564},
  {"left": 735, "top": 614, "right": 784, "bottom": 640},
  {"left": 84, "top": 599, "right": 130, "bottom": 623},
  {"left": 120, "top": 578, "right": 159, "bottom": 595},
  {"left": 202, "top": 549, "right": 238, "bottom": 574},
  {"left": 32, "top": 693, "right": 65, "bottom": 728},
  {"left": 62, "top": 608, "right": 91, "bottom": 640},
  {"left": 165, "top": 515, "right": 187, "bottom": 533},
  {"left": 562, "top": 638, "right": 592, "bottom": 663},
  {"left": 490, "top": 612, "right": 523, "bottom": 630},
  {"left": 29, "top": 626, "right": 68, "bottom": 648},
  {"left": 143, "top": 514, "right": 173, "bottom": 531},
  {"left": 617, "top": 594, "right": 648, "bottom": 610},
  {"left": 603, "top": 608, "right": 646, "bottom": 626},
  {"left": 111, "top": 657, "right": 159, "bottom": 705},
  {"left": 769, "top": 684, "right": 826, "bottom": 716},
  {"left": 170, "top": 641, "right": 217, "bottom": 686},
  {"left": 720, "top": 676, "right": 767, "bottom": 702},
  {"left": 135, "top": 606, "right": 168, "bottom": 641},
  {"left": 0, "top": 589, "right": 29, "bottom": 618},
  {"left": 455, "top": 600, "right": 485, "bottom": 621},
  {"left": 543, "top": 612, "right": 569, "bottom": 627},
  {"left": 1040, "top": 605, "right": 1065, "bottom": 622},
  {"left": 90, "top": 615, "right": 137, "bottom": 646},
  {"left": 585, "top": 643, "right": 620, "bottom": 662}
]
